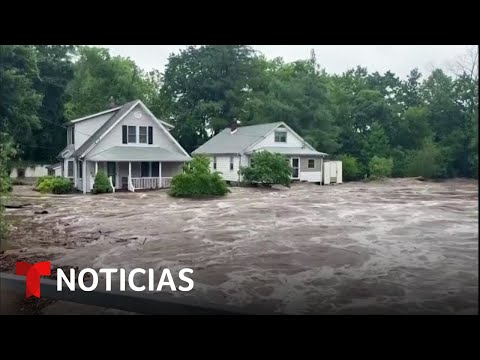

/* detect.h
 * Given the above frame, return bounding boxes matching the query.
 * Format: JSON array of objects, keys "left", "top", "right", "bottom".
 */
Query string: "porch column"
[
  {"left": 320, "top": 156, "right": 324, "bottom": 185},
  {"left": 82, "top": 160, "right": 87, "bottom": 194},
  {"left": 73, "top": 159, "right": 77, "bottom": 188},
  {"left": 159, "top": 162, "right": 162, "bottom": 188},
  {"left": 115, "top": 162, "right": 118, "bottom": 190},
  {"left": 128, "top": 161, "right": 131, "bottom": 179},
  {"left": 149, "top": 162, "right": 152, "bottom": 177},
  {"left": 95, "top": 161, "right": 98, "bottom": 176}
]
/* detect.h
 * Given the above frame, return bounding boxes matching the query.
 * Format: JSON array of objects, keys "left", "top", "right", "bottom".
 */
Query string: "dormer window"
[{"left": 274, "top": 130, "right": 287, "bottom": 143}]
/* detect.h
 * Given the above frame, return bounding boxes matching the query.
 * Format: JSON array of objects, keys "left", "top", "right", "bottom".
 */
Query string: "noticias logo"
[{"left": 15, "top": 261, "right": 194, "bottom": 298}]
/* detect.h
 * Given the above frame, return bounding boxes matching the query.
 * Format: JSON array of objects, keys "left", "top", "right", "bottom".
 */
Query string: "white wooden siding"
[
  {"left": 249, "top": 127, "right": 305, "bottom": 151},
  {"left": 300, "top": 171, "right": 322, "bottom": 182},
  {"left": 73, "top": 113, "right": 112, "bottom": 151},
  {"left": 209, "top": 155, "right": 240, "bottom": 182}
]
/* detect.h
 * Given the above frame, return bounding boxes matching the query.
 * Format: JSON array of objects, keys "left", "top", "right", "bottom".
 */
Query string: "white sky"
[{"left": 100, "top": 45, "right": 472, "bottom": 78}]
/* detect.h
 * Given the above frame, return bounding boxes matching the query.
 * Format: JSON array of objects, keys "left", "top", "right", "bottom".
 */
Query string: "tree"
[
  {"left": 161, "top": 45, "right": 261, "bottom": 152},
  {"left": 0, "top": 133, "right": 17, "bottom": 240},
  {"left": 341, "top": 154, "right": 363, "bottom": 181},
  {"left": 239, "top": 151, "right": 293, "bottom": 187},
  {"left": 406, "top": 138, "right": 447, "bottom": 179},
  {"left": 65, "top": 46, "right": 163, "bottom": 120},
  {"left": 22, "top": 45, "right": 75, "bottom": 162},
  {"left": 368, "top": 156, "right": 393, "bottom": 180},
  {"left": 0, "top": 45, "right": 42, "bottom": 153}
]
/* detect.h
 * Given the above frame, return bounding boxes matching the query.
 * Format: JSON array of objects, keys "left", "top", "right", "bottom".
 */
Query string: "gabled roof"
[
  {"left": 72, "top": 100, "right": 139, "bottom": 159},
  {"left": 192, "top": 122, "right": 283, "bottom": 155},
  {"left": 69, "top": 106, "right": 122, "bottom": 124}
]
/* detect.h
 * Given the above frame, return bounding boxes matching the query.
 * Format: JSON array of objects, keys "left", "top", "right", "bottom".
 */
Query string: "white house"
[
  {"left": 192, "top": 121, "right": 336, "bottom": 184},
  {"left": 56, "top": 100, "right": 190, "bottom": 193}
]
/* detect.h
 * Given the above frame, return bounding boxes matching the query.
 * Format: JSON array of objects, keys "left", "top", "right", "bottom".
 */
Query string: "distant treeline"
[{"left": 0, "top": 45, "right": 478, "bottom": 179}]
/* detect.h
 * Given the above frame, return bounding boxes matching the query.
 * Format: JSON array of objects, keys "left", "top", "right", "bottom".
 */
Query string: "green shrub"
[
  {"left": 36, "top": 176, "right": 56, "bottom": 187},
  {"left": 340, "top": 154, "right": 362, "bottom": 181},
  {"left": 170, "top": 155, "right": 229, "bottom": 198},
  {"left": 36, "top": 176, "right": 72, "bottom": 194},
  {"left": 92, "top": 170, "right": 113, "bottom": 194},
  {"left": 406, "top": 138, "right": 447, "bottom": 179},
  {"left": 239, "top": 151, "right": 292, "bottom": 187},
  {"left": 368, "top": 156, "right": 393, "bottom": 180}
]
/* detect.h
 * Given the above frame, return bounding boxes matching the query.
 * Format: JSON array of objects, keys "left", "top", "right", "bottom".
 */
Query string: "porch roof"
[
  {"left": 86, "top": 146, "right": 191, "bottom": 162},
  {"left": 246, "top": 147, "right": 328, "bottom": 156}
]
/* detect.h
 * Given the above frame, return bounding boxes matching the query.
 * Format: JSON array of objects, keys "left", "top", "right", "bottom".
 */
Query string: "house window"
[
  {"left": 78, "top": 161, "right": 83, "bottom": 179},
  {"left": 67, "top": 161, "right": 73, "bottom": 177},
  {"left": 230, "top": 156, "right": 234, "bottom": 171},
  {"left": 308, "top": 159, "right": 315, "bottom": 169},
  {"left": 128, "top": 126, "right": 137, "bottom": 143},
  {"left": 139, "top": 126, "right": 147, "bottom": 144},
  {"left": 213, "top": 156, "right": 217, "bottom": 170},
  {"left": 274, "top": 130, "right": 287, "bottom": 143}
]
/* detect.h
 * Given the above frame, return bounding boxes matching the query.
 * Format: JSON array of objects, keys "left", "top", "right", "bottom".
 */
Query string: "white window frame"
[
  {"left": 139, "top": 126, "right": 147, "bottom": 144},
  {"left": 128, "top": 126, "right": 137, "bottom": 143},
  {"left": 274, "top": 130, "right": 287, "bottom": 143},
  {"left": 308, "top": 159, "right": 315, "bottom": 169}
]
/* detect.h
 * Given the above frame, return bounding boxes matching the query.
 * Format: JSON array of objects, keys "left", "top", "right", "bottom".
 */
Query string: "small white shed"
[{"left": 323, "top": 160, "right": 342, "bottom": 184}]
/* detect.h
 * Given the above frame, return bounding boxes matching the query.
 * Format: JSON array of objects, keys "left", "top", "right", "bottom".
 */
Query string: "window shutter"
[
  {"left": 148, "top": 126, "right": 153, "bottom": 144},
  {"left": 122, "top": 125, "right": 128, "bottom": 144}
]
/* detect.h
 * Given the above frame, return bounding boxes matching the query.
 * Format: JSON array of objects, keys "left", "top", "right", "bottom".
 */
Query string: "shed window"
[
  {"left": 128, "top": 126, "right": 137, "bottom": 143},
  {"left": 308, "top": 159, "right": 315, "bottom": 169},
  {"left": 230, "top": 156, "right": 234, "bottom": 171},
  {"left": 274, "top": 130, "right": 287, "bottom": 143}
]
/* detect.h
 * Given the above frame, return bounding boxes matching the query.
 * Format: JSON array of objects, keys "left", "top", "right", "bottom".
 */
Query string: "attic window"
[{"left": 274, "top": 130, "right": 287, "bottom": 143}]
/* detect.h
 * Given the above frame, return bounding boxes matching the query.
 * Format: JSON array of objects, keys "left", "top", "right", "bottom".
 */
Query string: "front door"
[
  {"left": 107, "top": 162, "right": 116, "bottom": 187},
  {"left": 291, "top": 158, "right": 299, "bottom": 179}
]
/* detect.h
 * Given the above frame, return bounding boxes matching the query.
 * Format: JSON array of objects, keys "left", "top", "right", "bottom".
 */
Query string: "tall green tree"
[
  {"left": 0, "top": 45, "right": 42, "bottom": 153},
  {"left": 161, "top": 45, "right": 260, "bottom": 152},
  {"left": 21, "top": 45, "right": 75, "bottom": 162},
  {"left": 65, "top": 46, "right": 162, "bottom": 120}
]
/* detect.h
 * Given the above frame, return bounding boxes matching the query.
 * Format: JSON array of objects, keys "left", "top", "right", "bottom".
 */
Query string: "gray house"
[
  {"left": 192, "top": 121, "right": 328, "bottom": 183},
  {"left": 57, "top": 100, "right": 190, "bottom": 193}
]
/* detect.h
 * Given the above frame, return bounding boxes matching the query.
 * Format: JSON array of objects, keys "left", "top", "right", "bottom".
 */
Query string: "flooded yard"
[{"left": 1, "top": 178, "right": 478, "bottom": 314}]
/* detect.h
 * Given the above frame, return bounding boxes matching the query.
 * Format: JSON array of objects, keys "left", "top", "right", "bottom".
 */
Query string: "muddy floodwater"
[{"left": 2, "top": 178, "right": 478, "bottom": 314}]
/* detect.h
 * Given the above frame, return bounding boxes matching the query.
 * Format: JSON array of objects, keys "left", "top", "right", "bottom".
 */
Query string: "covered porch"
[
  {"left": 75, "top": 146, "right": 190, "bottom": 194},
  {"left": 75, "top": 160, "right": 183, "bottom": 193}
]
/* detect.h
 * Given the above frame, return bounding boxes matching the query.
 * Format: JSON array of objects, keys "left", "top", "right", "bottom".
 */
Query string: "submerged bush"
[
  {"left": 340, "top": 154, "right": 362, "bottom": 181},
  {"left": 92, "top": 170, "right": 113, "bottom": 194},
  {"left": 36, "top": 176, "right": 72, "bottom": 194},
  {"left": 239, "top": 151, "right": 292, "bottom": 187},
  {"left": 170, "top": 155, "right": 229, "bottom": 198},
  {"left": 368, "top": 156, "right": 393, "bottom": 180}
]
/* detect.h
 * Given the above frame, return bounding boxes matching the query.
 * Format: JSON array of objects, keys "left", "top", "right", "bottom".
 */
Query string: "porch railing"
[
  {"left": 108, "top": 176, "right": 115, "bottom": 193},
  {"left": 161, "top": 177, "right": 173, "bottom": 188},
  {"left": 129, "top": 177, "right": 173, "bottom": 191}
]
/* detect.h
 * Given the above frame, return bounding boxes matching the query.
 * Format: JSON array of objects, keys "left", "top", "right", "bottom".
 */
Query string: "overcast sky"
[{"left": 100, "top": 45, "right": 472, "bottom": 78}]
